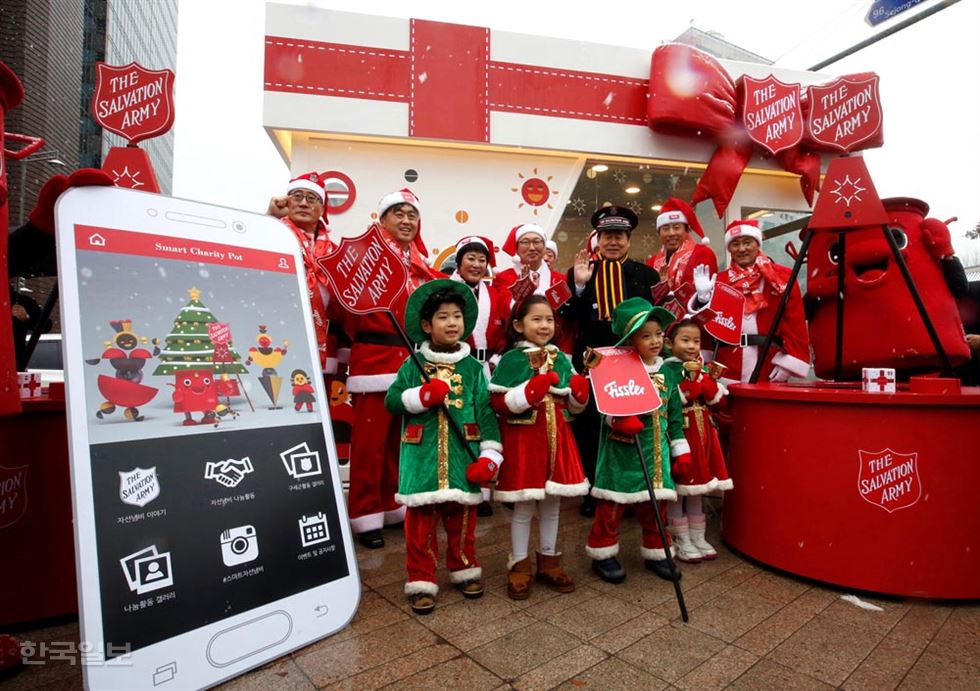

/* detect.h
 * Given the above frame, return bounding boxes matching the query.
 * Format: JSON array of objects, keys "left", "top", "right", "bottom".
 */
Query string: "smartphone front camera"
[{"left": 232, "top": 220, "right": 247, "bottom": 234}]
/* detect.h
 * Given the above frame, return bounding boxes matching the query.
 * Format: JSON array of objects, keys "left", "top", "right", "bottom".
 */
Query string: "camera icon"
[{"left": 220, "top": 525, "right": 259, "bottom": 567}]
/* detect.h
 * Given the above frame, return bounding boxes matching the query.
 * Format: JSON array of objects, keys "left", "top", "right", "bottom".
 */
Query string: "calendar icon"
[{"left": 298, "top": 512, "right": 330, "bottom": 547}]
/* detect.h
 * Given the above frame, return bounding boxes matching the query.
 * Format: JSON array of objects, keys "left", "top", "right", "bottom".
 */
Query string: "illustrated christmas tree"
[{"left": 153, "top": 288, "right": 248, "bottom": 376}]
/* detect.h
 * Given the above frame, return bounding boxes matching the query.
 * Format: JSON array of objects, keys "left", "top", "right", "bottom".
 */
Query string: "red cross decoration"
[
  {"left": 862, "top": 367, "right": 895, "bottom": 393},
  {"left": 18, "top": 372, "right": 42, "bottom": 398}
]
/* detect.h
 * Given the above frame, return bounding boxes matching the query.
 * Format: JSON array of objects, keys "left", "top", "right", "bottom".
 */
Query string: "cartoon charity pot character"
[
  {"left": 291, "top": 369, "right": 315, "bottom": 412},
  {"left": 86, "top": 319, "right": 160, "bottom": 421}
]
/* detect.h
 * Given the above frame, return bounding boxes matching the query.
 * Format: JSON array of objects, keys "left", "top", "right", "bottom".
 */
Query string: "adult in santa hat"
[
  {"left": 544, "top": 239, "right": 559, "bottom": 270},
  {"left": 493, "top": 223, "right": 567, "bottom": 303},
  {"left": 449, "top": 236, "right": 510, "bottom": 376},
  {"left": 342, "top": 187, "right": 442, "bottom": 549},
  {"left": 708, "top": 219, "right": 810, "bottom": 384},
  {"left": 647, "top": 198, "right": 718, "bottom": 291},
  {"left": 566, "top": 204, "right": 660, "bottom": 516}
]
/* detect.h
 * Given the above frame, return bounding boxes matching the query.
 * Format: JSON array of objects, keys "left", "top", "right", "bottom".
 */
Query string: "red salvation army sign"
[
  {"left": 740, "top": 75, "right": 803, "bottom": 154},
  {"left": 857, "top": 448, "right": 922, "bottom": 514},
  {"left": 588, "top": 347, "right": 661, "bottom": 416},
  {"left": 703, "top": 282, "right": 744, "bottom": 345},
  {"left": 805, "top": 75, "right": 882, "bottom": 153},
  {"left": 316, "top": 226, "right": 409, "bottom": 315},
  {"left": 93, "top": 61, "right": 176, "bottom": 145}
]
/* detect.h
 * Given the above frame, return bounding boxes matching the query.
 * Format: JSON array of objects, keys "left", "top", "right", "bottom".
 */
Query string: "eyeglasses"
[
  {"left": 390, "top": 209, "right": 419, "bottom": 222},
  {"left": 288, "top": 191, "right": 323, "bottom": 205},
  {"left": 518, "top": 238, "right": 544, "bottom": 248}
]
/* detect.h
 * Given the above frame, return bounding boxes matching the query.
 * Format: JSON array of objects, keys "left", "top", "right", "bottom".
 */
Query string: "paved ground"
[{"left": 5, "top": 499, "right": 978, "bottom": 690}]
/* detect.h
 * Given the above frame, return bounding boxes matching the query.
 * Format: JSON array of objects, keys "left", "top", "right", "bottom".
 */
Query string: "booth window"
[{"left": 741, "top": 207, "right": 811, "bottom": 291}]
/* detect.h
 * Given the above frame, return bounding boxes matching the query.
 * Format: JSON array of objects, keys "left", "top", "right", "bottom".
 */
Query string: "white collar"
[
  {"left": 420, "top": 340, "right": 471, "bottom": 364},
  {"left": 515, "top": 340, "right": 557, "bottom": 352},
  {"left": 643, "top": 356, "right": 664, "bottom": 373}
]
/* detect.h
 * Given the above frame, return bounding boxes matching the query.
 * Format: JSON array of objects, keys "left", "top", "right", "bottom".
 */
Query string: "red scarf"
[
  {"left": 726, "top": 252, "right": 787, "bottom": 314},
  {"left": 282, "top": 216, "right": 334, "bottom": 362},
  {"left": 369, "top": 221, "right": 432, "bottom": 292},
  {"left": 649, "top": 235, "right": 697, "bottom": 290}
]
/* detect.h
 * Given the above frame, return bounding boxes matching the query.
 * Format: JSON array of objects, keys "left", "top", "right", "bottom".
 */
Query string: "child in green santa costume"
[
  {"left": 384, "top": 279, "right": 504, "bottom": 615},
  {"left": 586, "top": 297, "right": 692, "bottom": 584}
]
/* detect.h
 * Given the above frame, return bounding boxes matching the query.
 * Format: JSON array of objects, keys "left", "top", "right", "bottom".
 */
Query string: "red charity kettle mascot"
[{"left": 805, "top": 161, "right": 969, "bottom": 379}]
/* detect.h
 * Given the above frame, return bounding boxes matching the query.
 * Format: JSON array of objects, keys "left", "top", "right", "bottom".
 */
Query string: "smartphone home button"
[{"left": 206, "top": 610, "right": 293, "bottom": 668}]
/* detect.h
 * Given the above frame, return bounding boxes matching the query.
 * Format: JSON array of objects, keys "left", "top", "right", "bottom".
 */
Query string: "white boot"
[
  {"left": 667, "top": 516, "right": 702, "bottom": 563},
  {"left": 688, "top": 514, "right": 717, "bottom": 560}
]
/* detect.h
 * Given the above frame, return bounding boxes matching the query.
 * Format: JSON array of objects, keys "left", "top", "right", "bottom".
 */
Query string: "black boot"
[
  {"left": 592, "top": 557, "right": 626, "bottom": 584},
  {"left": 644, "top": 558, "right": 681, "bottom": 582},
  {"left": 579, "top": 495, "right": 596, "bottom": 518},
  {"left": 477, "top": 501, "right": 494, "bottom": 517},
  {"left": 357, "top": 529, "right": 385, "bottom": 549}
]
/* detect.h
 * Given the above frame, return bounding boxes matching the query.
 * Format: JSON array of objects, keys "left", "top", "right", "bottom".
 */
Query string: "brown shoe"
[
  {"left": 536, "top": 552, "right": 575, "bottom": 593},
  {"left": 409, "top": 593, "right": 435, "bottom": 615},
  {"left": 457, "top": 579, "right": 485, "bottom": 599},
  {"left": 507, "top": 555, "right": 533, "bottom": 600}
]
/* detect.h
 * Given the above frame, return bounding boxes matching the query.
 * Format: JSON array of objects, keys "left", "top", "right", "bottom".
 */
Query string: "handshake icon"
[{"left": 204, "top": 457, "right": 254, "bottom": 488}]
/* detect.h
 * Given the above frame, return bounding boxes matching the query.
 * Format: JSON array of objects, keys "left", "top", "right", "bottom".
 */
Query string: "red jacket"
[{"left": 493, "top": 264, "right": 575, "bottom": 354}]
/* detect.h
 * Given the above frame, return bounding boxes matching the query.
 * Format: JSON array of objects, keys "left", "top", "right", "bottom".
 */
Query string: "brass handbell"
[
  {"left": 704, "top": 361, "right": 727, "bottom": 381},
  {"left": 682, "top": 360, "right": 703, "bottom": 381},
  {"left": 525, "top": 347, "right": 549, "bottom": 371},
  {"left": 582, "top": 347, "right": 603, "bottom": 370}
]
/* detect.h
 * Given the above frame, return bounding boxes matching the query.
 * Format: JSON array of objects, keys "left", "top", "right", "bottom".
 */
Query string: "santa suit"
[
  {"left": 647, "top": 239, "right": 718, "bottom": 292},
  {"left": 450, "top": 273, "right": 510, "bottom": 377},
  {"left": 493, "top": 262, "right": 574, "bottom": 354},
  {"left": 714, "top": 263, "right": 810, "bottom": 384},
  {"left": 342, "top": 230, "right": 441, "bottom": 534},
  {"left": 488, "top": 343, "right": 589, "bottom": 501}
]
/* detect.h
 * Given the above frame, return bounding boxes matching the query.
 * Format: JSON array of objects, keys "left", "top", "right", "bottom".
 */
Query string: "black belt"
[
  {"left": 355, "top": 331, "right": 406, "bottom": 347},
  {"left": 472, "top": 348, "right": 488, "bottom": 362},
  {"left": 740, "top": 334, "right": 784, "bottom": 348}
]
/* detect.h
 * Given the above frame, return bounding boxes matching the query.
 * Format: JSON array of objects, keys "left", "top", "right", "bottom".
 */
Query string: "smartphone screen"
[{"left": 56, "top": 188, "right": 358, "bottom": 688}]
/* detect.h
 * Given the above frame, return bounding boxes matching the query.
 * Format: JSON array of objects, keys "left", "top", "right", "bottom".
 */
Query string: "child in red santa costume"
[
  {"left": 489, "top": 295, "right": 590, "bottom": 599},
  {"left": 661, "top": 318, "right": 732, "bottom": 562},
  {"left": 708, "top": 220, "right": 810, "bottom": 385},
  {"left": 342, "top": 188, "right": 441, "bottom": 549},
  {"left": 647, "top": 198, "right": 718, "bottom": 291}
]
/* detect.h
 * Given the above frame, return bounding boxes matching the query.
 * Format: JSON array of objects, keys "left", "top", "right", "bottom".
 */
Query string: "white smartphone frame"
[{"left": 55, "top": 187, "right": 360, "bottom": 690}]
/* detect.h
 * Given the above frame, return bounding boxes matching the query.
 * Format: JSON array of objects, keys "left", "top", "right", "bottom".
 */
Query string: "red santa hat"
[
  {"left": 656, "top": 198, "right": 708, "bottom": 244},
  {"left": 376, "top": 187, "right": 427, "bottom": 256},
  {"left": 454, "top": 235, "right": 497, "bottom": 269},
  {"left": 501, "top": 223, "right": 547, "bottom": 257},
  {"left": 286, "top": 172, "right": 326, "bottom": 203},
  {"left": 724, "top": 219, "right": 763, "bottom": 247},
  {"left": 587, "top": 230, "right": 598, "bottom": 258},
  {"left": 545, "top": 239, "right": 558, "bottom": 256}
]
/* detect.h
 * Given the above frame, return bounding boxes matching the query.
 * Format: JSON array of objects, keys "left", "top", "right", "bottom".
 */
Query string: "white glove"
[
  {"left": 693, "top": 264, "right": 715, "bottom": 304},
  {"left": 768, "top": 365, "right": 792, "bottom": 382}
]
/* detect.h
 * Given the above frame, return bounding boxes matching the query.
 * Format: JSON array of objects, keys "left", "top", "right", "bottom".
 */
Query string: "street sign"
[{"left": 866, "top": 0, "right": 927, "bottom": 26}]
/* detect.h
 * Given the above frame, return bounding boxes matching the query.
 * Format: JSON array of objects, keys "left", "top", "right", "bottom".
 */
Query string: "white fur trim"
[
  {"left": 677, "top": 385, "right": 689, "bottom": 405},
  {"left": 494, "top": 487, "right": 546, "bottom": 502},
  {"left": 545, "top": 479, "right": 591, "bottom": 497},
  {"left": 419, "top": 341, "right": 471, "bottom": 364},
  {"left": 350, "top": 512, "right": 383, "bottom": 533},
  {"left": 585, "top": 543, "right": 620, "bottom": 559},
  {"left": 481, "top": 486, "right": 492, "bottom": 501},
  {"left": 287, "top": 178, "right": 325, "bottom": 201},
  {"left": 395, "top": 489, "right": 482, "bottom": 506},
  {"left": 449, "top": 566, "right": 482, "bottom": 583},
  {"left": 670, "top": 438, "right": 691, "bottom": 457},
  {"left": 404, "top": 580, "right": 438, "bottom": 596},
  {"left": 706, "top": 383, "right": 727, "bottom": 405},
  {"left": 725, "top": 223, "right": 763, "bottom": 247},
  {"left": 480, "top": 447, "right": 503, "bottom": 465},
  {"left": 771, "top": 351, "right": 810, "bottom": 378},
  {"left": 337, "top": 347, "right": 351, "bottom": 364},
  {"left": 568, "top": 395, "right": 587, "bottom": 415},
  {"left": 657, "top": 210, "right": 687, "bottom": 228},
  {"left": 346, "top": 372, "right": 398, "bottom": 393},
  {"left": 714, "top": 478, "right": 734, "bottom": 491},
  {"left": 591, "top": 487, "right": 678, "bottom": 503},
  {"left": 384, "top": 506, "right": 406, "bottom": 524},
  {"left": 323, "top": 357, "right": 338, "bottom": 375},
  {"left": 489, "top": 353, "right": 501, "bottom": 367},
  {"left": 676, "top": 479, "right": 719, "bottom": 496},
  {"left": 642, "top": 357, "right": 664, "bottom": 374},
  {"left": 641, "top": 545, "right": 677, "bottom": 560},
  {"left": 378, "top": 189, "right": 421, "bottom": 217},
  {"left": 401, "top": 386, "right": 427, "bottom": 414},
  {"left": 504, "top": 383, "right": 532, "bottom": 413}
]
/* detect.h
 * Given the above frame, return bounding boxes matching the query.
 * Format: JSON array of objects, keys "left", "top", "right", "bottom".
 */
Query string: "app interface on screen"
[{"left": 72, "top": 224, "right": 349, "bottom": 656}]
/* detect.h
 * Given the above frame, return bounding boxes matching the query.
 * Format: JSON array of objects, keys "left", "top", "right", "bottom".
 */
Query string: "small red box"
[{"left": 908, "top": 376, "right": 961, "bottom": 395}]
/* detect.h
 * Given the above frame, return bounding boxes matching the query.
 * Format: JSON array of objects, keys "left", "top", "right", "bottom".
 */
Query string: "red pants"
[
  {"left": 348, "top": 392, "right": 403, "bottom": 533},
  {"left": 585, "top": 499, "right": 673, "bottom": 561},
  {"left": 404, "top": 503, "right": 481, "bottom": 595}
]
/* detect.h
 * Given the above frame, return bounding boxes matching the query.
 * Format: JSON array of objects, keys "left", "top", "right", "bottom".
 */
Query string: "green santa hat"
[
  {"left": 404, "top": 278, "right": 479, "bottom": 344},
  {"left": 612, "top": 297, "right": 677, "bottom": 346}
]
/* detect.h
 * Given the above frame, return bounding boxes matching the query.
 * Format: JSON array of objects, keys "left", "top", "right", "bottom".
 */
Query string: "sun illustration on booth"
[{"left": 512, "top": 168, "right": 558, "bottom": 215}]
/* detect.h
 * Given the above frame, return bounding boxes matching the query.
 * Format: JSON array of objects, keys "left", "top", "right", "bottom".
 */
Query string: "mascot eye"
[
  {"left": 182, "top": 378, "right": 192, "bottom": 387},
  {"left": 827, "top": 242, "right": 841, "bottom": 265},
  {"left": 203, "top": 377, "right": 212, "bottom": 385},
  {"left": 887, "top": 226, "right": 908, "bottom": 250}
]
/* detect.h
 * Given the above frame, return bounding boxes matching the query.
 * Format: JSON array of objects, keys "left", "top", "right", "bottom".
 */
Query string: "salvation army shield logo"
[
  {"left": 857, "top": 449, "right": 921, "bottom": 514},
  {"left": 118, "top": 467, "right": 160, "bottom": 508},
  {"left": 740, "top": 75, "right": 803, "bottom": 154},
  {"left": 0, "top": 465, "right": 29, "bottom": 529},
  {"left": 316, "top": 226, "right": 409, "bottom": 315},
  {"left": 805, "top": 74, "right": 883, "bottom": 153},
  {"left": 92, "top": 61, "right": 176, "bottom": 144}
]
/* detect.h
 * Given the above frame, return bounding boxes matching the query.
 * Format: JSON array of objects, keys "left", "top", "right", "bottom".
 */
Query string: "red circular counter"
[{"left": 722, "top": 382, "right": 980, "bottom": 600}]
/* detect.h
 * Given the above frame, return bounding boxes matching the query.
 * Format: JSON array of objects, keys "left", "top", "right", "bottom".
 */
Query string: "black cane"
[
  {"left": 633, "top": 435, "right": 689, "bottom": 622},
  {"left": 833, "top": 232, "right": 847, "bottom": 382},
  {"left": 22, "top": 280, "right": 58, "bottom": 370},
  {"left": 385, "top": 311, "right": 480, "bottom": 463}
]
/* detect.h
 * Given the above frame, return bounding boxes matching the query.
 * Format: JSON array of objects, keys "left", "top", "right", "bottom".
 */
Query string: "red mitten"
[
  {"left": 921, "top": 218, "right": 954, "bottom": 260},
  {"left": 27, "top": 168, "right": 114, "bottom": 234},
  {"left": 678, "top": 377, "right": 702, "bottom": 403},
  {"left": 611, "top": 415, "right": 644, "bottom": 436},
  {"left": 525, "top": 371, "right": 559, "bottom": 406},
  {"left": 671, "top": 452, "right": 693, "bottom": 479},
  {"left": 569, "top": 374, "right": 590, "bottom": 404},
  {"left": 465, "top": 457, "right": 499, "bottom": 483},
  {"left": 701, "top": 376, "right": 720, "bottom": 403},
  {"left": 419, "top": 379, "right": 450, "bottom": 408}
]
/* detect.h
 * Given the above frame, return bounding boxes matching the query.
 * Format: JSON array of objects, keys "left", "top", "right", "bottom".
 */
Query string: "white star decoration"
[
  {"left": 111, "top": 166, "right": 145, "bottom": 189},
  {"left": 828, "top": 174, "right": 866, "bottom": 207},
  {"left": 569, "top": 197, "right": 587, "bottom": 215}
]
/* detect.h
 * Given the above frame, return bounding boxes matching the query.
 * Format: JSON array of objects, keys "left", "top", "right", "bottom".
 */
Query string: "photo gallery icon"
[
  {"left": 280, "top": 442, "right": 322, "bottom": 479},
  {"left": 120, "top": 546, "right": 174, "bottom": 594}
]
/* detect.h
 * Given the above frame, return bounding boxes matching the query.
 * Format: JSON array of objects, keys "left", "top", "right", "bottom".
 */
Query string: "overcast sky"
[{"left": 172, "top": 0, "right": 979, "bottom": 257}]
